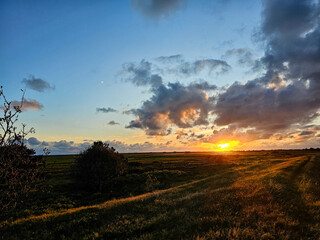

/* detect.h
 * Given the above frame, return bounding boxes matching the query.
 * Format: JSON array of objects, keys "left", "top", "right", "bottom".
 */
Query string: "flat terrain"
[{"left": 1, "top": 151, "right": 320, "bottom": 239}]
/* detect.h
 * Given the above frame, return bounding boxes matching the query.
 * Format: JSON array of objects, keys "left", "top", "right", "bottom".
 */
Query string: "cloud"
[
  {"left": 214, "top": 80, "right": 318, "bottom": 132},
  {"left": 299, "top": 130, "right": 315, "bottom": 136},
  {"left": 28, "top": 137, "right": 41, "bottom": 145},
  {"left": 96, "top": 107, "right": 118, "bottom": 113},
  {"left": 121, "top": 60, "right": 163, "bottom": 88},
  {"left": 126, "top": 82, "right": 215, "bottom": 135},
  {"left": 177, "top": 59, "right": 231, "bottom": 76},
  {"left": 121, "top": 0, "right": 320, "bottom": 147},
  {"left": 22, "top": 75, "right": 54, "bottom": 92},
  {"left": 107, "top": 120, "right": 120, "bottom": 125},
  {"left": 176, "top": 129, "right": 188, "bottom": 139},
  {"left": 26, "top": 138, "right": 178, "bottom": 154},
  {"left": 121, "top": 57, "right": 230, "bottom": 89},
  {"left": 222, "top": 48, "right": 255, "bottom": 66},
  {"left": 105, "top": 140, "right": 176, "bottom": 152},
  {"left": 131, "top": 0, "right": 186, "bottom": 19},
  {"left": 213, "top": 0, "right": 320, "bottom": 140},
  {"left": 155, "top": 54, "right": 183, "bottom": 63},
  {"left": 12, "top": 99, "right": 43, "bottom": 111}
]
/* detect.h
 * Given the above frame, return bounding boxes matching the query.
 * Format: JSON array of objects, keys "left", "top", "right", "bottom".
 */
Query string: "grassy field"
[{"left": 1, "top": 151, "right": 320, "bottom": 239}]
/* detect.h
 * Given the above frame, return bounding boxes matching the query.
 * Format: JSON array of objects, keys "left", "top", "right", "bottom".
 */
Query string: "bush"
[
  {"left": 73, "top": 141, "right": 128, "bottom": 192},
  {"left": 0, "top": 145, "right": 43, "bottom": 209},
  {"left": 0, "top": 86, "right": 45, "bottom": 210}
]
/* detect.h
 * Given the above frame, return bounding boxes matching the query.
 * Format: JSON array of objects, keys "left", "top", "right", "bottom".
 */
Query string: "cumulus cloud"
[
  {"left": 214, "top": 80, "right": 318, "bottom": 132},
  {"left": 121, "top": 60, "right": 163, "bottom": 88},
  {"left": 22, "top": 75, "right": 54, "bottom": 92},
  {"left": 105, "top": 140, "right": 176, "bottom": 152},
  {"left": 121, "top": 0, "right": 320, "bottom": 147},
  {"left": 96, "top": 107, "right": 118, "bottom": 113},
  {"left": 107, "top": 120, "right": 120, "bottom": 125},
  {"left": 28, "top": 137, "right": 41, "bottom": 145},
  {"left": 12, "top": 99, "right": 43, "bottom": 111},
  {"left": 213, "top": 0, "right": 320, "bottom": 141},
  {"left": 131, "top": 0, "right": 186, "bottom": 19},
  {"left": 26, "top": 138, "right": 178, "bottom": 154},
  {"left": 126, "top": 82, "right": 215, "bottom": 135}
]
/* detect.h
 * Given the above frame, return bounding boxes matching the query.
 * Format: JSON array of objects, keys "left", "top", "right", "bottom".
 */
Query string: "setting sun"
[
  {"left": 216, "top": 141, "right": 239, "bottom": 151},
  {"left": 218, "top": 143, "right": 230, "bottom": 150}
]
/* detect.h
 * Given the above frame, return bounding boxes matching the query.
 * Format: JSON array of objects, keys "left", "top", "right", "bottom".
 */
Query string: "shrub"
[
  {"left": 0, "top": 86, "right": 45, "bottom": 210},
  {"left": 0, "top": 145, "right": 43, "bottom": 209},
  {"left": 73, "top": 141, "right": 128, "bottom": 192},
  {"left": 145, "top": 174, "right": 160, "bottom": 192}
]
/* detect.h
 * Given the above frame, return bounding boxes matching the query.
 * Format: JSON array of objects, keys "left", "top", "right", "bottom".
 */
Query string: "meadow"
[{"left": 1, "top": 150, "right": 320, "bottom": 239}]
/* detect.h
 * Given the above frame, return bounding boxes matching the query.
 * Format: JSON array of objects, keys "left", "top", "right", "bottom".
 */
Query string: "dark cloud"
[
  {"left": 299, "top": 130, "right": 315, "bottom": 136},
  {"left": 213, "top": 0, "right": 320, "bottom": 140},
  {"left": 261, "top": 0, "right": 317, "bottom": 37},
  {"left": 121, "top": 60, "right": 163, "bottom": 88},
  {"left": 12, "top": 99, "right": 43, "bottom": 111},
  {"left": 176, "top": 129, "right": 188, "bottom": 139},
  {"left": 28, "top": 137, "right": 41, "bottom": 145},
  {"left": 131, "top": 0, "right": 186, "bottom": 19},
  {"left": 22, "top": 75, "right": 54, "bottom": 92},
  {"left": 214, "top": 80, "right": 318, "bottom": 132},
  {"left": 126, "top": 82, "right": 215, "bottom": 135},
  {"left": 96, "top": 107, "right": 118, "bottom": 113},
  {"left": 107, "top": 120, "right": 120, "bottom": 125}
]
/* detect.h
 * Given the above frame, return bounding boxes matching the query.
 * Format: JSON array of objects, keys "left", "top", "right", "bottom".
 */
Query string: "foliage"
[
  {"left": 73, "top": 141, "right": 128, "bottom": 192},
  {"left": 145, "top": 173, "right": 160, "bottom": 192},
  {"left": 0, "top": 86, "right": 44, "bottom": 210}
]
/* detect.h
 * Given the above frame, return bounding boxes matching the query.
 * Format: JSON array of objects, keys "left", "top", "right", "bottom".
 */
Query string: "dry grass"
[{"left": 1, "top": 151, "right": 320, "bottom": 239}]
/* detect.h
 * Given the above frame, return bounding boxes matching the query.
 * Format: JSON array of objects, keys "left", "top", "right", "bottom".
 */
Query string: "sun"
[
  {"left": 218, "top": 143, "right": 230, "bottom": 150},
  {"left": 216, "top": 141, "right": 239, "bottom": 151}
]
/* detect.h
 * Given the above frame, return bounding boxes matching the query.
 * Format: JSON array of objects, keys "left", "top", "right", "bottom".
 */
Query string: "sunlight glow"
[
  {"left": 195, "top": 140, "right": 240, "bottom": 152},
  {"left": 218, "top": 143, "right": 230, "bottom": 150},
  {"left": 216, "top": 141, "right": 239, "bottom": 151}
]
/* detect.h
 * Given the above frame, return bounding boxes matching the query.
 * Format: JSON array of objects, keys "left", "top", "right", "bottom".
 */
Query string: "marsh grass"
[{"left": 1, "top": 151, "right": 320, "bottom": 239}]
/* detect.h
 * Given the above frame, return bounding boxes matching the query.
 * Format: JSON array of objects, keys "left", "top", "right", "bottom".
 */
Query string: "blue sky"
[{"left": 1, "top": 0, "right": 320, "bottom": 154}]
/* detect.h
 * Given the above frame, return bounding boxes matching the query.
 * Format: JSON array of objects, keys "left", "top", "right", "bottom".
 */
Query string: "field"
[{"left": 1, "top": 151, "right": 320, "bottom": 239}]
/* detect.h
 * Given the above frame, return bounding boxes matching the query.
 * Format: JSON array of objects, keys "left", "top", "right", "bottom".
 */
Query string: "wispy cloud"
[
  {"left": 96, "top": 107, "right": 118, "bottom": 113},
  {"left": 107, "top": 120, "right": 120, "bottom": 125},
  {"left": 131, "top": 0, "right": 186, "bottom": 19}
]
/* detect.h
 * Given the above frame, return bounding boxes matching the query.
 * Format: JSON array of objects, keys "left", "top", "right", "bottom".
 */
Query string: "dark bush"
[
  {"left": 0, "top": 144, "right": 44, "bottom": 209},
  {"left": 73, "top": 141, "right": 128, "bottom": 192},
  {"left": 0, "top": 86, "right": 45, "bottom": 210}
]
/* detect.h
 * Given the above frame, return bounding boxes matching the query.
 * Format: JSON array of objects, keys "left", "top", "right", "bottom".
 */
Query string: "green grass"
[{"left": 1, "top": 151, "right": 320, "bottom": 239}]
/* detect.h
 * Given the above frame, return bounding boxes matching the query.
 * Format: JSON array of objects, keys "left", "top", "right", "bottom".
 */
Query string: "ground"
[{"left": 1, "top": 151, "right": 320, "bottom": 239}]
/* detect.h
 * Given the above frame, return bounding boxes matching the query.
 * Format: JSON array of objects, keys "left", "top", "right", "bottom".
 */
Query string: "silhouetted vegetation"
[
  {"left": 0, "top": 86, "right": 45, "bottom": 210},
  {"left": 73, "top": 141, "right": 128, "bottom": 192}
]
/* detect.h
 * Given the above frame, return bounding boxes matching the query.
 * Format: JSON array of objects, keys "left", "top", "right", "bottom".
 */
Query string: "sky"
[{"left": 1, "top": 0, "right": 320, "bottom": 154}]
